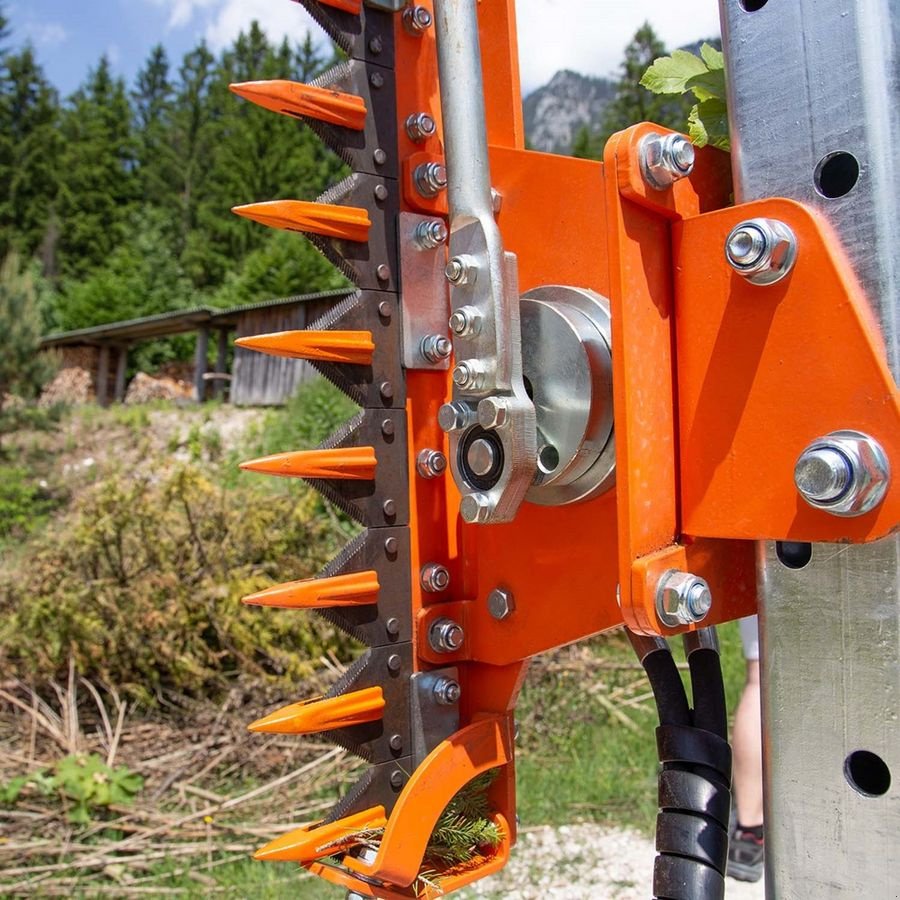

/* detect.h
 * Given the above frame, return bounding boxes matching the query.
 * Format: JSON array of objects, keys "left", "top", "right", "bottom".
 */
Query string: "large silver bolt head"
[
  {"left": 725, "top": 218, "right": 797, "bottom": 286},
  {"left": 420, "top": 333, "right": 452, "bottom": 363},
  {"left": 433, "top": 677, "right": 462, "bottom": 706},
  {"left": 794, "top": 430, "right": 890, "bottom": 517},
  {"left": 429, "top": 617, "right": 464, "bottom": 653},
  {"left": 477, "top": 396, "right": 510, "bottom": 429},
  {"left": 452, "top": 359, "right": 486, "bottom": 390},
  {"left": 445, "top": 254, "right": 478, "bottom": 286},
  {"left": 438, "top": 401, "right": 475, "bottom": 433},
  {"left": 421, "top": 562, "right": 451, "bottom": 593},
  {"left": 405, "top": 111, "right": 437, "bottom": 144},
  {"left": 414, "top": 161, "right": 447, "bottom": 198},
  {"left": 466, "top": 437, "right": 497, "bottom": 477},
  {"left": 656, "top": 570, "right": 713, "bottom": 627},
  {"left": 414, "top": 218, "right": 448, "bottom": 250},
  {"left": 416, "top": 448, "right": 447, "bottom": 479},
  {"left": 403, "top": 4, "right": 432, "bottom": 34},
  {"left": 460, "top": 492, "right": 493, "bottom": 524},
  {"left": 640, "top": 132, "right": 696, "bottom": 190},
  {"left": 488, "top": 587, "right": 515, "bottom": 620},
  {"left": 449, "top": 305, "right": 483, "bottom": 336}
]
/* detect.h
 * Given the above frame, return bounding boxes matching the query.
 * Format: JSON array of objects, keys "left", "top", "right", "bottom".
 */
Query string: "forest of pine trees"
[{"left": 0, "top": 4, "right": 347, "bottom": 356}]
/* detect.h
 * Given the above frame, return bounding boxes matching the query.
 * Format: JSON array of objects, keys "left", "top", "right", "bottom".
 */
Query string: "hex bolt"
[
  {"left": 794, "top": 430, "right": 890, "bottom": 517},
  {"left": 417, "top": 448, "right": 448, "bottom": 479},
  {"left": 414, "top": 218, "right": 448, "bottom": 250},
  {"left": 438, "top": 400, "right": 476, "bottom": 433},
  {"left": 421, "top": 562, "right": 451, "bottom": 593},
  {"left": 488, "top": 587, "right": 515, "bottom": 620},
  {"left": 450, "top": 305, "right": 483, "bottom": 336},
  {"left": 656, "top": 570, "right": 713, "bottom": 627},
  {"left": 414, "top": 161, "right": 447, "bottom": 198},
  {"left": 477, "top": 396, "right": 510, "bottom": 429},
  {"left": 452, "top": 359, "right": 486, "bottom": 390},
  {"left": 433, "top": 677, "right": 462, "bottom": 706},
  {"left": 725, "top": 218, "right": 798, "bottom": 286},
  {"left": 420, "top": 333, "right": 453, "bottom": 363},
  {"left": 640, "top": 132, "right": 695, "bottom": 190},
  {"left": 402, "top": 4, "right": 433, "bottom": 35},
  {"left": 405, "top": 112, "right": 437, "bottom": 143},
  {"left": 460, "top": 492, "right": 493, "bottom": 524},
  {"left": 429, "top": 617, "right": 465, "bottom": 653},
  {"left": 445, "top": 254, "right": 478, "bottom": 286},
  {"left": 466, "top": 438, "right": 497, "bottom": 478}
]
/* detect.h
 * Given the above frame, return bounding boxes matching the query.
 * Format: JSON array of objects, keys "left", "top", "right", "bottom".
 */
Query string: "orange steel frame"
[{"left": 294, "top": 1, "right": 900, "bottom": 895}]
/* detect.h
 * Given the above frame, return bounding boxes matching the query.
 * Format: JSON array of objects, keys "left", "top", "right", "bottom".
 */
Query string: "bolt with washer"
[
  {"left": 794, "top": 430, "right": 890, "bottom": 517},
  {"left": 450, "top": 305, "right": 483, "bottom": 336},
  {"left": 414, "top": 161, "right": 447, "bottom": 198},
  {"left": 488, "top": 587, "right": 515, "bottom": 620},
  {"left": 421, "top": 563, "right": 451, "bottom": 593},
  {"left": 417, "top": 448, "right": 447, "bottom": 479},
  {"left": 420, "top": 333, "right": 453, "bottom": 363},
  {"left": 414, "top": 218, "right": 447, "bottom": 250},
  {"left": 433, "top": 677, "right": 462, "bottom": 706},
  {"left": 656, "top": 570, "right": 713, "bottom": 627},
  {"left": 725, "top": 218, "right": 797, "bottom": 286},
  {"left": 453, "top": 359, "right": 486, "bottom": 390},
  {"left": 438, "top": 401, "right": 476, "bottom": 433},
  {"left": 402, "top": 4, "right": 432, "bottom": 35},
  {"left": 445, "top": 255, "right": 478, "bottom": 286},
  {"left": 429, "top": 617, "right": 465, "bottom": 653},
  {"left": 405, "top": 111, "right": 436, "bottom": 144},
  {"left": 640, "top": 132, "right": 695, "bottom": 190},
  {"left": 460, "top": 492, "right": 493, "bottom": 524}
]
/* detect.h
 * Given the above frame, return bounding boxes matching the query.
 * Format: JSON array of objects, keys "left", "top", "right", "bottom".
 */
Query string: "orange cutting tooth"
[
  {"left": 243, "top": 570, "right": 380, "bottom": 609},
  {"left": 249, "top": 687, "right": 385, "bottom": 735},
  {"left": 235, "top": 330, "right": 375, "bottom": 365},
  {"left": 240, "top": 447, "right": 376, "bottom": 480},
  {"left": 230, "top": 80, "right": 367, "bottom": 130},
  {"left": 254, "top": 806, "right": 387, "bottom": 863},
  {"left": 232, "top": 200, "right": 371, "bottom": 243}
]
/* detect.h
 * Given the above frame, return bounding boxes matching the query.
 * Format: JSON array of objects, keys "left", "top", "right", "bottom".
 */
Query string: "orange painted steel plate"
[{"left": 675, "top": 198, "right": 900, "bottom": 543}]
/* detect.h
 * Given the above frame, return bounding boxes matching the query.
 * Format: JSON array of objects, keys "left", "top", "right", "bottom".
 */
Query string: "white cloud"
[
  {"left": 203, "top": 0, "right": 322, "bottom": 51},
  {"left": 21, "top": 21, "right": 68, "bottom": 49},
  {"left": 516, "top": 0, "right": 721, "bottom": 93}
]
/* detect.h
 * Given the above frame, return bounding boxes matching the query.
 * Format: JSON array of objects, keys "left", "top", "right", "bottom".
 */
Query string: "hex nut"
[
  {"left": 433, "top": 677, "right": 462, "bottom": 706},
  {"left": 725, "top": 218, "right": 797, "bottom": 286},
  {"left": 429, "top": 617, "right": 465, "bottom": 653},
  {"left": 656, "top": 570, "right": 713, "bottom": 627},
  {"left": 421, "top": 562, "right": 451, "bottom": 593},
  {"left": 488, "top": 587, "right": 515, "bottom": 620},
  {"left": 794, "top": 430, "right": 890, "bottom": 517},
  {"left": 640, "top": 132, "right": 695, "bottom": 190},
  {"left": 445, "top": 255, "right": 478, "bottom": 286},
  {"left": 416, "top": 448, "right": 447, "bottom": 479}
]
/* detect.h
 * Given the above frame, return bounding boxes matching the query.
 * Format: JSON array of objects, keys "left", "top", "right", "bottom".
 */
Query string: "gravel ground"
[{"left": 460, "top": 824, "right": 764, "bottom": 899}]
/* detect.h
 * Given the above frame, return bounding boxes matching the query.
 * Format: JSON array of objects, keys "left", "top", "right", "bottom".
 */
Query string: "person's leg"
[{"left": 732, "top": 658, "right": 763, "bottom": 827}]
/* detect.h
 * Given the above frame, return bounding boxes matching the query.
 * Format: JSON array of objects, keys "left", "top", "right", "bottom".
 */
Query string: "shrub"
[
  {"left": 0, "top": 464, "right": 65, "bottom": 540},
  {"left": 0, "top": 463, "right": 356, "bottom": 702}
]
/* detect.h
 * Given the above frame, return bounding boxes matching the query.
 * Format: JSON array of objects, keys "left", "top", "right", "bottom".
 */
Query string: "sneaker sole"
[{"left": 727, "top": 859, "right": 764, "bottom": 883}]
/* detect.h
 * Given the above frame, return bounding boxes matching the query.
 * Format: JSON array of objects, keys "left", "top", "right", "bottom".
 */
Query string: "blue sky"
[{"left": 6, "top": 0, "right": 721, "bottom": 98}]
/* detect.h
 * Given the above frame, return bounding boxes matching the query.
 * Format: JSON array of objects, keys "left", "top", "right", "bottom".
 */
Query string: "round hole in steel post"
[
  {"left": 775, "top": 541, "right": 813, "bottom": 570},
  {"left": 740, "top": 0, "right": 769, "bottom": 10},
  {"left": 814, "top": 151, "right": 861, "bottom": 199},
  {"left": 844, "top": 750, "right": 892, "bottom": 797}
]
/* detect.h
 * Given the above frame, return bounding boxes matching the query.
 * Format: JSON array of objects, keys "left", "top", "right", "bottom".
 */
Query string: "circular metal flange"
[{"left": 517, "top": 286, "right": 616, "bottom": 506}]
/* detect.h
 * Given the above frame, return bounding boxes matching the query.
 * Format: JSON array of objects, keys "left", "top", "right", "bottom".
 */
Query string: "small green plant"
[
  {"left": 2, "top": 753, "right": 143, "bottom": 825},
  {"left": 641, "top": 43, "right": 729, "bottom": 150},
  {"left": 0, "top": 464, "right": 64, "bottom": 540}
]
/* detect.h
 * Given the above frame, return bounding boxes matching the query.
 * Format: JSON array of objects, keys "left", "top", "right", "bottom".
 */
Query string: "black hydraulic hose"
[{"left": 626, "top": 627, "right": 733, "bottom": 900}]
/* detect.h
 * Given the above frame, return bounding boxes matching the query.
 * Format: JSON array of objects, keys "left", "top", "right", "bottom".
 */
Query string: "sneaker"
[{"left": 727, "top": 826, "right": 764, "bottom": 882}]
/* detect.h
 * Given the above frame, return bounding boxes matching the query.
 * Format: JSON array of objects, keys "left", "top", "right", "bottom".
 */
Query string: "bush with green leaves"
[
  {"left": 0, "top": 463, "right": 65, "bottom": 540},
  {"left": 1, "top": 753, "right": 143, "bottom": 825}
]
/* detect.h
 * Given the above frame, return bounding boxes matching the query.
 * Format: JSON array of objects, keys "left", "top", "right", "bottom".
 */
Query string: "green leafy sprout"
[{"left": 641, "top": 43, "right": 730, "bottom": 151}]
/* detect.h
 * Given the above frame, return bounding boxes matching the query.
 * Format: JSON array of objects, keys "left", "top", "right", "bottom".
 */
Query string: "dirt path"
[{"left": 461, "top": 824, "right": 764, "bottom": 899}]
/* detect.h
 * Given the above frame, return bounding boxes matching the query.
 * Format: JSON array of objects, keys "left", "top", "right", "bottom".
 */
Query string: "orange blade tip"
[
  {"left": 248, "top": 687, "right": 385, "bottom": 735},
  {"left": 242, "top": 570, "right": 380, "bottom": 609},
  {"left": 254, "top": 807, "right": 387, "bottom": 863},
  {"left": 232, "top": 200, "right": 370, "bottom": 243},
  {"left": 229, "top": 80, "right": 367, "bottom": 131},
  {"left": 239, "top": 447, "right": 377, "bottom": 481},
  {"left": 235, "top": 330, "right": 375, "bottom": 365}
]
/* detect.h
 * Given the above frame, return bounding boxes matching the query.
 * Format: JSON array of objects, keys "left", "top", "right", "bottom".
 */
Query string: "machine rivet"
[
  {"left": 368, "top": 37, "right": 383, "bottom": 55},
  {"left": 376, "top": 264, "right": 391, "bottom": 282},
  {"left": 378, "top": 300, "right": 392, "bottom": 318},
  {"left": 374, "top": 183, "right": 389, "bottom": 201},
  {"left": 402, "top": 5, "right": 433, "bottom": 35},
  {"left": 429, "top": 617, "right": 465, "bottom": 653},
  {"left": 387, "top": 653, "right": 402, "bottom": 673},
  {"left": 384, "top": 536, "right": 399, "bottom": 555},
  {"left": 725, "top": 218, "right": 797, "bottom": 286},
  {"left": 389, "top": 733, "right": 403, "bottom": 751},
  {"left": 417, "top": 448, "right": 448, "bottom": 479},
  {"left": 370, "top": 71, "right": 385, "bottom": 89},
  {"left": 390, "top": 769, "right": 405, "bottom": 789},
  {"left": 381, "top": 418, "right": 395, "bottom": 437},
  {"left": 379, "top": 380, "right": 394, "bottom": 400},
  {"left": 421, "top": 563, "right": 451, "bottom": 593},
  {"left": 383, "top": 498, "right": 397, "bottom": 518},
  {"left": 406, "top": 112, "right": 437, "bottom": 144},
  {"left": 414, "top": 218, "right": 448, "bottom": 250},
  {"left": 433, "top": 677, "right": 462, "bottom": 706},
  {"left": 385, "top": 617, "right": 401, "bottom": 636},
  {"left": 640, "top": 132, "right": 695, "bottom": 189},
  {"left": 420, "top": 333, "right": 453, "bottom": 363},
  {"left": 487, "top": 587, "right": 515, "bottom": 620},
  {"left": 414, "top": 161, "right": 447, "bottom": 198},
  {"left": 656, "top": 570, "right": 713, "bottom": 627},
  {"left": 794, "top": 430, "right": 890, "bottom": 517}
]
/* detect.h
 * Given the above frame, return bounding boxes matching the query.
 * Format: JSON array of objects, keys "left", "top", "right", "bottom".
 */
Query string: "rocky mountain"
[{"left": 523, "top": 70, "right": 615, "bottom": 154}]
